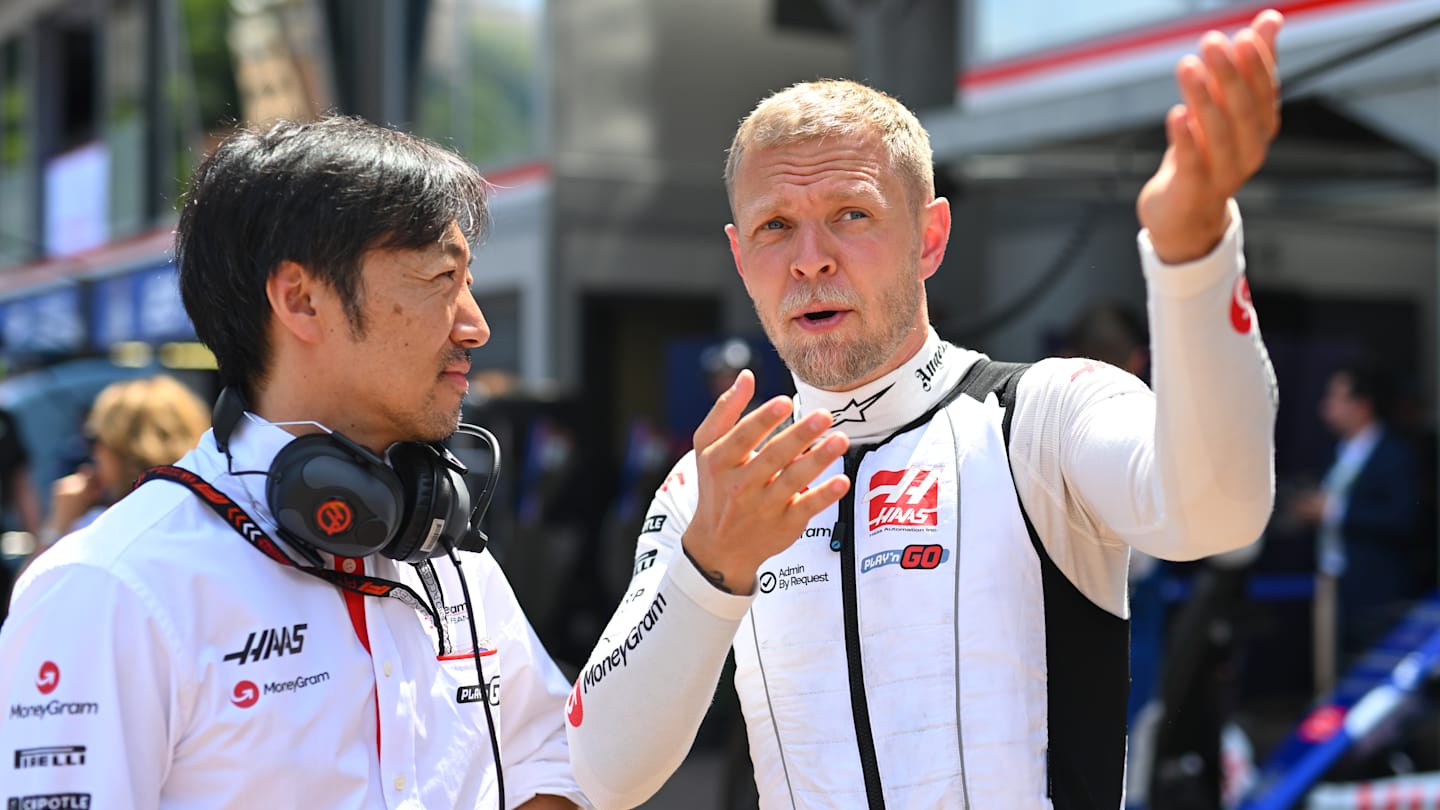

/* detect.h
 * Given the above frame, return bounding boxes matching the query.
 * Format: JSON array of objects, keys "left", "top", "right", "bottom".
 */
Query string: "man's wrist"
[
  {"left": 680, "top": 543, "right": 755, "bottom": 596},
  {"left": 1146, "top": 205, "right": 1232, "bottom": 266}
]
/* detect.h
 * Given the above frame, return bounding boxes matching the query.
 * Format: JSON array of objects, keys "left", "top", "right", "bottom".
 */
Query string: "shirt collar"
[
  {"left": 210, "top": 413, "right": 311, "bottom": 546},
  {"left": 790, "top": 326, "right": 982, "bottom": 445}
]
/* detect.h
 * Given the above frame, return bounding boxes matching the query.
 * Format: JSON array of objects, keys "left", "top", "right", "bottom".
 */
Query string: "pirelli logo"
[{"left": 15, "top": 746, "right": 85, "bottom": 768}]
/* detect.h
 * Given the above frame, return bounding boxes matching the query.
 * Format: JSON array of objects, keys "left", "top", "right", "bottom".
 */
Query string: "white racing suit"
[{"left": 566, "top": 204, "right": 1278, "bottom": 809}]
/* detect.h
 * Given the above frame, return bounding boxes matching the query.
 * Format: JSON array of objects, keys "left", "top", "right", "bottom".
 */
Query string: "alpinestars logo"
[
  {"left": 867, "top": 469, "right": 940, "bottom": 531},
  {"left": 830, "top": 385, "right": 893, "bottom": 427},
  {"left": 224, "top": 624, "right": 307, "bottom": 665}
]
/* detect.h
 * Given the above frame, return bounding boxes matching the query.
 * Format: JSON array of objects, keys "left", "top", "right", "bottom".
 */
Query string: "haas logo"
[
  {"left": 35, "top": 661, "right": 60, "bottom": 695},
  {"left": 315, "top": 499, "right": 354, "bottom": 536},
  {"left": 231, "top": 680, "right": 259, "bottom": 709},
  {"left": 867, "top": 469, "right": 940, "bottom": 531}
]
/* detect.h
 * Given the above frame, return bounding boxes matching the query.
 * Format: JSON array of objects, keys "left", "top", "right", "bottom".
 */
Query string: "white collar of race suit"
[{"left": 789, "top": 326, "right": 983, "bottom": 446}]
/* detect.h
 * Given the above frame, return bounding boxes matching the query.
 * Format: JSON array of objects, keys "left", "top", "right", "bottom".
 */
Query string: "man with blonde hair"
[{"left": 569, "top": 10, "right": 1284, "bottom": 810}]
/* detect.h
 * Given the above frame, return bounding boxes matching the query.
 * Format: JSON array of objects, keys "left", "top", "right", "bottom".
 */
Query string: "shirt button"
[
  {"left": 341, "top": 559, "right": 357, "bottom": 574},
  {"left": 394, "top": 775, "right": 406, "bottom": 791},
  {"left": 383, "top": 661, "right": 393, "bottom": 677}
]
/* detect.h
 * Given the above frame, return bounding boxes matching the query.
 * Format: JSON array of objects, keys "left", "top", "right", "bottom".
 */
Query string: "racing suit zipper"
[{"left": 835, "top": 445, "right": 886, "bottom": 810}]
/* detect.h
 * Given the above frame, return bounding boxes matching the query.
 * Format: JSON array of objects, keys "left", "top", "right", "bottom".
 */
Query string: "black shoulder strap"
[
  {"left": 954, "top": 358, "right": 1130, "bottom": 809},
  {"left": 954, "top": 358, "right": 1032, "bottom": 448}
]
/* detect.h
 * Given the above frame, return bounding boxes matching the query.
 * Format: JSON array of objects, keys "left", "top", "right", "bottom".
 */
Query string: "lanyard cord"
[
  {"left": 136, "top": 464, "right": 507, "bottom": 809},
  {"left": 136, "top": 465, "right": 442, "bottom": 630}
]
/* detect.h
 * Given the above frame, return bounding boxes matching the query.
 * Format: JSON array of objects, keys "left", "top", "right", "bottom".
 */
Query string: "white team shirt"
[
  {"left": 567, "top": 202, "right": 1278, "bottom": 808},
  {"left": 1, "top": 415, "right": 589, "bottom": 810}
]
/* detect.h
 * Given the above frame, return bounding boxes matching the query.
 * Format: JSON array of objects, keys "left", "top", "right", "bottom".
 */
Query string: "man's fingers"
[
  {"left": 788, "top": 473, "right": 851, "bottom": 521},
  {"left": 1253, "top": 9, "right": 1284, "bottom": 57},
  {"left": 1164, "top": 105, "right": 1202, "bottom": 177},
  {"left": 1185, "top": 43, "right": 1239, "bottom": 176},
  {"left": 706, "top": 395, "right": 800, "bottom": 467},
  {"left": 751, "top": 409, "right": 834, "bottom": 475},
  {"left": 770, "top": 432, "right": 848, "bottom": 502},
  {"left": 693, "top": 369, "right": 757, "bottom": 450},
  {"left": 1235, "top": 29, "right": 1281, "bottom": 140}
]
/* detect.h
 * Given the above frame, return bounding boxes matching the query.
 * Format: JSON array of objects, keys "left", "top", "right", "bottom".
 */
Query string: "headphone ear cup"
[
  {"left": 267, "top": 434, "right": 405, "bottom": 559},
  {"left": 387, "top": 442, "right": 461, "bottom": 563}
]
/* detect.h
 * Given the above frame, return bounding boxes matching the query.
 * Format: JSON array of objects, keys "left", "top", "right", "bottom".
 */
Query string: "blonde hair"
[
  {"left": 87, "top": 375, "right": 211, "bottom": 490},
  {"left": 724, "top": 79, "right": 935, "bottom": 211}
]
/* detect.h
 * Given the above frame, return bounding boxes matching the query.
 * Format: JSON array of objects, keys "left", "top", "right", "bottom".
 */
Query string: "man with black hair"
[{"left": 0, "top": 117, "right": 586, "bottom": 809}]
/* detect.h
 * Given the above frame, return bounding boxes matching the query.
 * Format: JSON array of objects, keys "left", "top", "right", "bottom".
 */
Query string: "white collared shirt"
[{"left": 1, "top": 415, "right": 589, "bottom": 809}]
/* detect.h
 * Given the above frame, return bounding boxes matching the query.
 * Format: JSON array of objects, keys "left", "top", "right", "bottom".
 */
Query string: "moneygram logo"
[
  {"left": 35, "top": 662, "right": 59, "bottom": 695},
  {"left": 231, "top": 681, "right": 259, "bottom": 709},
  {"left": 8, "top": 700, "right": 98, "bottom": 721},
  {"left": 867, "top": 469, "right": 940, "bottom": 531},
  {"left": 566, "top": 682, "right": 583, "bottom": 727}
]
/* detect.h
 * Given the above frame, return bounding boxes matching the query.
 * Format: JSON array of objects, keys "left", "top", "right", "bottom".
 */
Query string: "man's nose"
[
  {"left": 453, "top": 286, "right": 490, "bottom": 348},
  {"left": 790, "top": 224, "right": 836, "bottom": 279}
]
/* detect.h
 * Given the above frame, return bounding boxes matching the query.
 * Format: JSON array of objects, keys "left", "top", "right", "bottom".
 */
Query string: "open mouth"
[{"left": 794, "top": 308, "right": 847, "bottom": 330}]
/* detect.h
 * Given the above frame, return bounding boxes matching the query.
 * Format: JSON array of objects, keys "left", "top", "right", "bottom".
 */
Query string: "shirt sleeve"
[
  {"left": 1010, "top": 201, "right": 1277, "bottom": 580},
  {"left": 565, "top": 452, "right": 755, "bottom": 810},
  {"left": 467, "top": 552, "right": 593, "bottom": 809},
  {"left": 1, "top": 553, "right": 183, "bottom": 808}
]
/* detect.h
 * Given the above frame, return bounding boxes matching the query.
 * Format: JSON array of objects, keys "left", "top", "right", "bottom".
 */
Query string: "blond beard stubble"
[{"left": 762, "top": 275, "right": 923, "bottom": 391}]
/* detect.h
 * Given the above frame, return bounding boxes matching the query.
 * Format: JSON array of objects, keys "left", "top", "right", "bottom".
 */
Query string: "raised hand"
[
  {"left": 681, "top": 370, "right": 850, "bottom": 595},
  {"left": 1138, "top": 9, "right": 1283, "bottom": 264}
]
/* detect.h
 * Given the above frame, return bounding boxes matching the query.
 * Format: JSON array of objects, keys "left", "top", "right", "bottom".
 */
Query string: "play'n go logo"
[{"left": 867, "top": 469, "right": 940, "bottom": 531}]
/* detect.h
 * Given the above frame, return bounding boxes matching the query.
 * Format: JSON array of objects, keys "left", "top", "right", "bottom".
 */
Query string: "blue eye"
[
  {"left": 763, "top": 220, "right": 785, "bottom": 230},
  {"left": 842, "top": 210, "right": 867, "bottom": 220}
]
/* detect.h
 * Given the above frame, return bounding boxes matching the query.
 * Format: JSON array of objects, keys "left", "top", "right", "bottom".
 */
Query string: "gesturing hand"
[
  {"left": 681, "top": 370, "right": 851, "bottom": 595},
  {"left": 1138, "top": 9, "right": 1283, "bottom": 264}
]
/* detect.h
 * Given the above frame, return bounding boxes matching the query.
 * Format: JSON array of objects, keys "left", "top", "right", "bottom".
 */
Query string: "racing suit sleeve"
[
  {"left": 565, "top": 452, "right": 757, "bottom": 810},
  {"left": 1008, "top": 201, "right": 1277, "bottom": 610},
  {"left": 0, "top": 554, "right": 183, "bottom": 808},
  {"left": 468, "top": 552, "right": 593, "bottom": 808}
]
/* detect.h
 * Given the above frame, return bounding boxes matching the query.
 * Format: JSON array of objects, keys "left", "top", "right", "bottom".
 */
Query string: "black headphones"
[{"left": 212, "top": 387, "right": 500, "bottom": 564}]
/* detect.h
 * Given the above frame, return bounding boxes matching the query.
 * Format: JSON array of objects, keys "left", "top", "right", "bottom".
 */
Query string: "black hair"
[
  {"left": 175, "top": 116, "right": 490, "bottom": 397},
  {"left": 1334, "top": 359, "right": 1395, "bottom": 421}
]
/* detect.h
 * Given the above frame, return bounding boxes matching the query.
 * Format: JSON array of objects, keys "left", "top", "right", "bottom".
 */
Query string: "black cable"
[{"left": 450, "top": 546, "right": 506, "bottom": 810}]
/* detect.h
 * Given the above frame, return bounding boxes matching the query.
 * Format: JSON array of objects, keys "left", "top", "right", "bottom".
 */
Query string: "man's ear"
[
  {"left": 266, "top": 260, "right": 325, "bottom": 344},
  {"left": 918, "top": 197, "right": 952, "bottom": 282},
  {"left": 725, "top": 223, "right": 746, "bottom": 281}
]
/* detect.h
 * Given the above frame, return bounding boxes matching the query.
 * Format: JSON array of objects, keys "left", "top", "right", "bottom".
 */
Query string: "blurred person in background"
[
  {"left": 0, "top": 402, "right": 41, "bottom": 621},
  {"left": 0, "top": 117, "right": 586, "bottom": 809},
  {"left": 569, "top": 10, "right": 1283, "bottom": 808},
  {"left": 34, "top": 375, "right": 211, "bottom": 553},
  {"left": 1292, "top": 360, "right": 1421, "bottom": 667}
]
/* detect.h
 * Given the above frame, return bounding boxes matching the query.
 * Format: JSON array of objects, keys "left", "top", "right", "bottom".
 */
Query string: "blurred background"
[{"left": 0, "top": 0, "right": 1437, "bottom": 807}]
